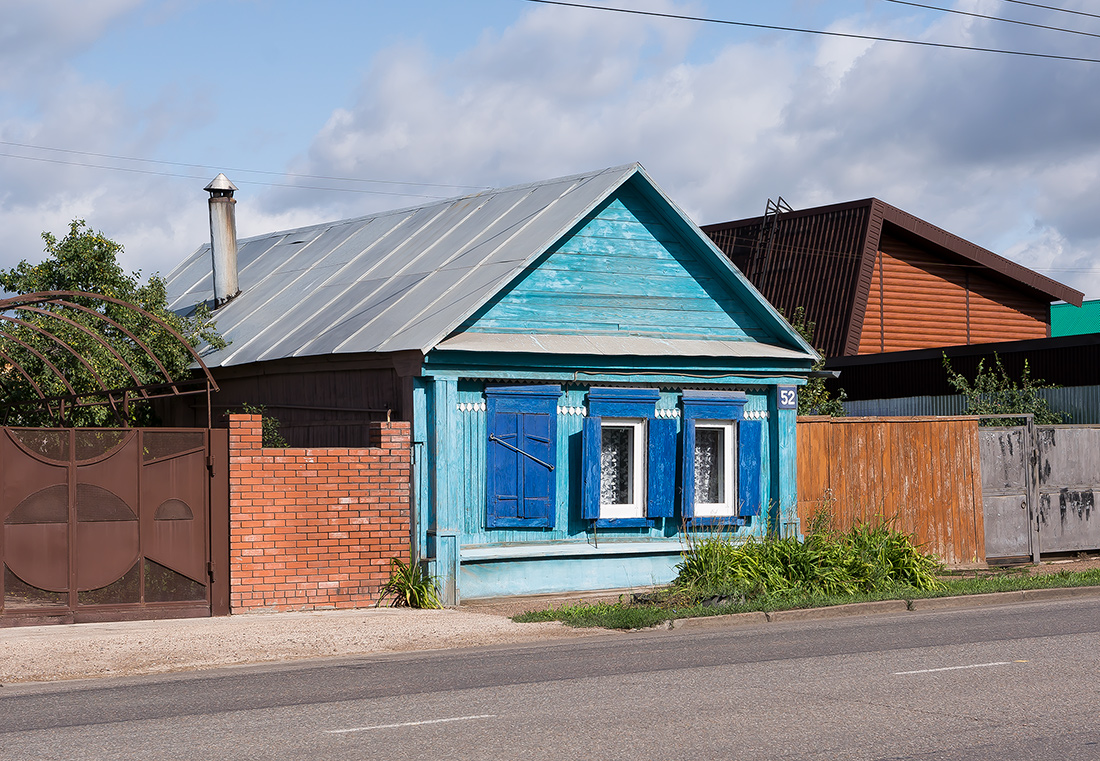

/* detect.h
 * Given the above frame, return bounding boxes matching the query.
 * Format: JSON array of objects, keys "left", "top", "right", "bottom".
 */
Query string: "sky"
[{"left": 2, "top": 0, "right": 1099, "bottom": 299}]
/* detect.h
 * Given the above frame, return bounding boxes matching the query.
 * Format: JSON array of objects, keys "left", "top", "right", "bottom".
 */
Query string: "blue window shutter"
[
  {"left": 519, "top": 411, "right": 554, "bottom": 525},
  {"left": 738, "top": 419, "right": 764, "bottom": 517},
  {"left": 485, "top": 385, "right": 560, "bottom": 528},
  {"left": 581, "top": 415, "right": 602, "bottom": 520},
  {"left": 647, "top": 417, "right": 676, "bottom": 518},
  {"left": 487, "top": 412, "right": 520, "bottom": 525},
  {"left": 680, "top": 418, "right": 696, "bottom": 520}
]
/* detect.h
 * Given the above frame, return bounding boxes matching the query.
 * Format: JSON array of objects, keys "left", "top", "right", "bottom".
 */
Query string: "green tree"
[
  {"left": 0, "top": 220, "right": 224, "bottom": 427},
  {"left": 784, "top": 307, "right": 847, "bottom": 416},
  {"left": 943, "top": 353, "right": 1066, "bottom": 425}
]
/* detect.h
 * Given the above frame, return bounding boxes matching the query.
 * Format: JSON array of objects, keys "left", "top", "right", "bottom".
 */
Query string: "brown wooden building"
[{"left": 702, "top": 199, "right": 1083, "bottom": 358}]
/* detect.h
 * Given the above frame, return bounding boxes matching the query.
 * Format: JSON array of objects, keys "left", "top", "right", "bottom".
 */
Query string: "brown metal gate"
[{"left": 1, "top": 427, "right": 228, "bottom": 626}]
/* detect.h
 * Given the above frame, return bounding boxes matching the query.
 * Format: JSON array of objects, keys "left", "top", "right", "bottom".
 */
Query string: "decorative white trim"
[
  {"left": 744, "top": 409, "right": 769, "bottom": 420},
  {"left": 654, "top": 408, "right": 681, "bottom": 419},
  {"left": 557, "top": 406, "right": 587, "bottom": 416},
  {"left": 456, "top": 402, "right": 487, "bottom": 412}
]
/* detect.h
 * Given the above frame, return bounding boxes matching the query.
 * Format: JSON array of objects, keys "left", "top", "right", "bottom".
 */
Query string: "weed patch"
[{"left": 376, "top": 555, "right": 442, "bottom": 609}]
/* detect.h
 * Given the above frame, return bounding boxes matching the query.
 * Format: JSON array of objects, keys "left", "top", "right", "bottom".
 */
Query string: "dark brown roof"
[{"left": 702, "top": 198, "right": 1083, "bottom": 357}]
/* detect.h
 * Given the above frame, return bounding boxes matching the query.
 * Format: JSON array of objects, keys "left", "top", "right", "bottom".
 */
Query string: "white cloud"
[
  {"left": 3, "top": 0, "right": 1099, "bottom": 302},
  {"left": 0, "top": 0, "right": 143, "bottom": 92}
]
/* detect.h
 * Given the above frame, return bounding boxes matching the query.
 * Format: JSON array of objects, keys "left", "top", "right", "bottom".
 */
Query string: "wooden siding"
[
  {"left": 157, "top": 359, "right": 404, "bottom": 448},
  {"left": 462, "top": 185, "right": 769, "bottom": 342},
  {"left": 797, "top": 416, "right": 986, "bottom": 565},
  {"left": 857, "top": 233, "right": 1049, "bottom": 354},
  {"left": 453, "top": 384, "right": 775, "bottom": 549}
]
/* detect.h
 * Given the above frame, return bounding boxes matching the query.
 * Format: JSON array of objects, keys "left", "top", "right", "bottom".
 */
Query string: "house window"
[
  {"left": 692, "top": 421, "right": 736, "bottom": 517},
  {"left": 485, "top": 385, "right": 561, "bottom": 528},
  {"left": 599, "top": 418, "right": 646, "bottom": 519},
  {"left": 681, "top": 391, "right": 763, "bottom": 526},
  {"left": 582, "top": 388, "right": 675, "bottom": 526}
]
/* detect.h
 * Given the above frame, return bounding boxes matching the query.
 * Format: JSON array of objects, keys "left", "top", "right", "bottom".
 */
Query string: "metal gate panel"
[
  {"left": 141, "top": 430, "right": 209, "bottom": 593},
  {"left": 979, "top": 426, "right": 1033, "bottom": 560},
  {"left": 1, "top": 427, "right": 219, "bottom": 626},
  {"left": 1036, "top": 426, "right": 1100, "bottom": 554}
]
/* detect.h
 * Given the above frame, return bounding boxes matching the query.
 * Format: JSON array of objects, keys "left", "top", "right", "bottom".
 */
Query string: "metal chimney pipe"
[{"left": 205, "top": 173, "right": 240, "bottom": 307}]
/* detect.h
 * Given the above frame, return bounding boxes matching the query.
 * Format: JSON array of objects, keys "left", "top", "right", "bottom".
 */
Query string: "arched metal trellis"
[{"left": 0, "top": 291, "right": 219, "bottom": 427}]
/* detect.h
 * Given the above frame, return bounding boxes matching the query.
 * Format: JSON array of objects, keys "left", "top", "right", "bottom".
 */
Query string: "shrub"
[
  {"left": 238, "top": 403, "right": 289, "bottom": 447},
  {"left": 943, "top": 353, "right": 1066, "bottom": 425},
  {"left": 377, "top": 555, "right": 442, "bottom": 609},
  {"left": 673, "top": 515, "right": 943, "bottom": 600}
]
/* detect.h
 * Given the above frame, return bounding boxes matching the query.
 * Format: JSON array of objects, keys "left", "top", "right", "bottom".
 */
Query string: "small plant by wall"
[
  {"left": 237, "top": 403, "right": 289, "bottom": 447},
  {"left": 377, "top": 556, "right": 442, "bottom": 609}
]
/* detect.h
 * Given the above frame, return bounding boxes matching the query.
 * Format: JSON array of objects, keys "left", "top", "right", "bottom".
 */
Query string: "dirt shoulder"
[{"left": 0, "top": 607, "right": 605, "bottom": 685}]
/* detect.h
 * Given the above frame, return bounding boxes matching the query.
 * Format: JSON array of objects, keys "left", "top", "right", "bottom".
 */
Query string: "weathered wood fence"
[{"left": 797, "top": 416, "right": 986, "bottom": 566}]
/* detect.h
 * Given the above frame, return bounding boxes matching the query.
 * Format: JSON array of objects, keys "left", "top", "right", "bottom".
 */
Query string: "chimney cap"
[{"left": 205, "top": 173, "right": 238, "bottom": 194}]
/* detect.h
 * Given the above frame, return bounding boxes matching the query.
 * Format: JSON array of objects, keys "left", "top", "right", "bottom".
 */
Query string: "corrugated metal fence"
[
  {"left": 797, "top": 416, "right": 986, "bottom": 566},
  {"left": 844, "top": 385, "right": 1100, "bottom": 424}
]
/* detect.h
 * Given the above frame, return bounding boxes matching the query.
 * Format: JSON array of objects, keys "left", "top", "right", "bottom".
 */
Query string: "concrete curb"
[
  {"left": 765, "top": 599, "right": 909, "bottom": 622},
  {"left": 669, "top": 611, "right": 768, "bottom": 630}
]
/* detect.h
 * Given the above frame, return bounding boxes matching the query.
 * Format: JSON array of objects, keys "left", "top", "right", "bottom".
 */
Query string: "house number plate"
[{"left": 777, "top": 386, "right": 798, "bottom": 409}]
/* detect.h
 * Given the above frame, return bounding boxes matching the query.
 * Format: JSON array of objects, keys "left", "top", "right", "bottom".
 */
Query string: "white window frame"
[
  {"left": 599, "top": 417, "right": 646, "bottom": 519},
  {"left": 692, "top": 420, "right": 736, "bottom": 517}
]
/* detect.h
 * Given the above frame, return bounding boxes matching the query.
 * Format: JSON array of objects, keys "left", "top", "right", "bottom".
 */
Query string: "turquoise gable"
[{"left": 458, "top": 184, "right": 770, "bottom": 342}]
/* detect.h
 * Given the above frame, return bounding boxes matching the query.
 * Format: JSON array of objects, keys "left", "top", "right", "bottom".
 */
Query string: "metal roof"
[
  {"left": 167, "top": 164, "right": 817, "bottom": 368},
  {"left": 703, "top": 198, "right": 1084, "bottom": 357}
]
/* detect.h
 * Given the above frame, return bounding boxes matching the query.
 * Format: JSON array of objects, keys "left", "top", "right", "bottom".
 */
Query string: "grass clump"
[
  {"left": 673, "top": 512, "right": 944, "bottom": 601},
  {"left": 376, "top": 555, "right": 442, "bottom": 609},
  {"left": 514, "top": 601, "right": 672, "bottom": 630}
]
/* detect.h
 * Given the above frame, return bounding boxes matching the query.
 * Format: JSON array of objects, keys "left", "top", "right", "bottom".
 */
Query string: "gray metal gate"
[
  {"left": 979, "top": 421, "right": 1100, "bottom": 562},
  {"left": 979, "top": 424, "right": 1034, "bottom": 561}
]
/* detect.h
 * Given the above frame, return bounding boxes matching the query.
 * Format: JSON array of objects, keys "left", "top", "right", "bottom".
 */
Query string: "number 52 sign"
[{"left": 777, "top": 386, "right": 798, "bottom": 410}]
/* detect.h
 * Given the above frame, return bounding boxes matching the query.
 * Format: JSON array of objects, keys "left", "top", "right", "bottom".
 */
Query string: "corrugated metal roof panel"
[
  {"left": 1051, "top": 300, "right": 1100, "bottom": 337},
  {"left": 171, "top": 165, "right": 635, "bottom": 366}
]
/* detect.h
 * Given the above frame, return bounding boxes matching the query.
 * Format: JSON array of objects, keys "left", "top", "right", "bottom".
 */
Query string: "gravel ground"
[{"left": 0, "top": 606, "right": 609, "bottom": 685}]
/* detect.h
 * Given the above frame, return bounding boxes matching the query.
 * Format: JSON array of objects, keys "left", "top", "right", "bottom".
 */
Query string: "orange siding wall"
[
  {"left": 858, "top": 234, "right": 1049, "bottom": 354},
  {"left": 228, "top": 414, "right": 411, "bottom": 612},
  {"left": 797, "top": 416, "right": 986, "bottom": 566}
]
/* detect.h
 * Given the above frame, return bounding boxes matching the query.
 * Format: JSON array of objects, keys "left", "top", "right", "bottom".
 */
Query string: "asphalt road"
[{"left": 4, "top": 596, "right": 1100, "bottom": 760}]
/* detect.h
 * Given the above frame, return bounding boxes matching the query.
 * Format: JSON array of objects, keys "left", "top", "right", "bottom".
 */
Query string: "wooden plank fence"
[{"left": 797, "top": 416, "right": 986, "bottom": 566}]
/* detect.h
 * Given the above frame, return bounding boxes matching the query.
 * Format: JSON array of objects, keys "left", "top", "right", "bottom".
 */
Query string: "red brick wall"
[{"left": 227, "top": 414, "right": 411, "bottom": 612}]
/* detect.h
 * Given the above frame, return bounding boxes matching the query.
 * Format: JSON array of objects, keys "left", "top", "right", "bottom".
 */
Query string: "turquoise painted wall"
[
  {"left": 420, "top": 378, "right": 788, "bottom": 600},
  {"left": 447, "top": 382, "right": 774, "bottom": 548},
  {"left": 459, "top": 184, "right": 770, "bottom": 342}
]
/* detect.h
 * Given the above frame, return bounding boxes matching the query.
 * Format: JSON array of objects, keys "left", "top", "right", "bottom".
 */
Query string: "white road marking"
[
  {"left": 326, "top": 714, "right": 497, "bottom": 734},
  {"left": 894, "top": 661, "right": 1012, "bottom": 675}
]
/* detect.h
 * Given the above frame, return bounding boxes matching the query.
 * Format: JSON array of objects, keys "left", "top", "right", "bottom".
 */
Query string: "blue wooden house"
[{"left": 166, "top": 164, "right": 818, "bottom": 603}]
